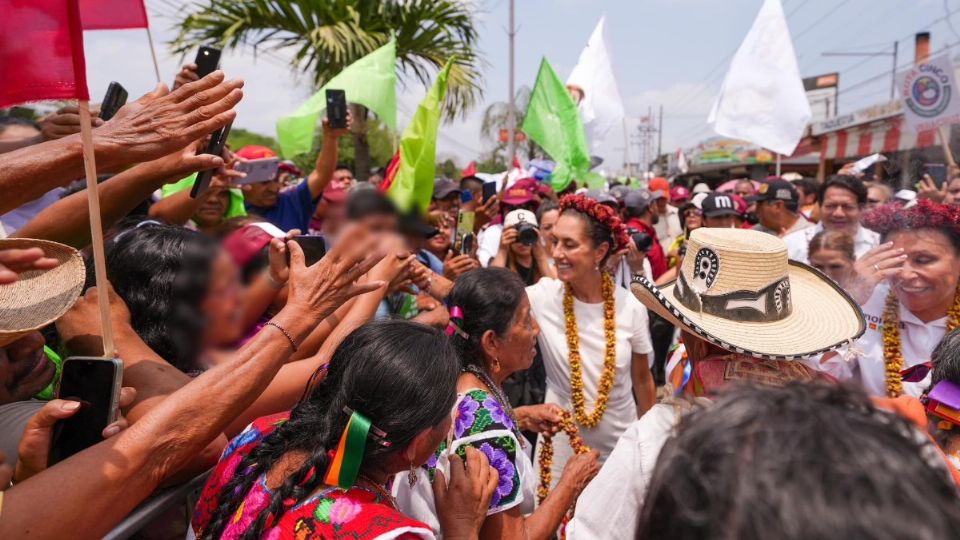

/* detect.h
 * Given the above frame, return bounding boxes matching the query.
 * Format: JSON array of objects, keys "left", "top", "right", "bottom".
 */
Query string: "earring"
[
  {"left": 493, "top": 357, "right": 501, "bottom": 372},
  {"left": 408, "top": 462, "right": 418, "bottom": 488}
]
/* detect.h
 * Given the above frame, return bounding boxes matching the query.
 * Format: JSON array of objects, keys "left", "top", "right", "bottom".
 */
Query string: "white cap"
[
  {"left": 690, "top": 192, "right": 709, "bottom": 209},
  {"left": 692, "top": 182, "right": 711, "bottom": 194},
  {"left": 504, "top": 209, "right": 538, "bottom": 229}
]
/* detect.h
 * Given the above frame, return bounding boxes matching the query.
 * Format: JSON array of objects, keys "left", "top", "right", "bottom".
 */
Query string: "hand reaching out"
[
  {"left": 0, "top": 247, "right": 60, "bottom": 285},
  {"left": 559, "top": 449, "right": 600, "bottom": 496},
  {"left": 443, "top": 251, "right": 479, "bottom": 280},
  {"left": 172, "top": 63, "right": 200, "bottom": 91},
  {"left": 40, "top": 105, "right": 102, "bottom": 140},
  {"left": 433, "top": 447, "right": 499, "bottom": 540},
  {"left": 917, "top": 174, "right": 947, "bottom": 203}
]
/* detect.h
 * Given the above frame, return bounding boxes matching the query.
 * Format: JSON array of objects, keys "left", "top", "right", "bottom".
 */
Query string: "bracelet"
[
  {"left": 265, "top": 321, "right": 298, "bottom": 352},
  {"left": 264, "top": 271, "right": 285, "bottom": 290}
]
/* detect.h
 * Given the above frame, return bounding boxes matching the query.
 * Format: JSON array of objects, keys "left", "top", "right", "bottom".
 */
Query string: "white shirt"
[
  {"left": 653, "top": 204, "right": 683, "bottom": 250},
  {"left": 845, "top": 283, "right": 948, "bottom": 397},
  {"left": 566, "top": 404, "right": 678, "bottom": 540},
  {"left": 783, "top": 223, "right": 880, "bottom": 264},
  {"left": 477, "top": 223, "right": 503, "bottom": 267},
  {"left": 526, "top": 278, "right": 653, "bottom": 459}
]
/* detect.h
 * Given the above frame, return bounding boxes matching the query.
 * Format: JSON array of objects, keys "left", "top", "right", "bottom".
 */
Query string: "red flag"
[
  {"left": 379, "top": 150, "right": 401, "bottom": 194},
  {"left": 79, "top": 0, "right": 148, "bottom": 30},
  {"left": 461, "top": 161, "right": 477, "bottom": 178},
  {"left": 0, "top": 0, "right": 89, "bottom": 108}
]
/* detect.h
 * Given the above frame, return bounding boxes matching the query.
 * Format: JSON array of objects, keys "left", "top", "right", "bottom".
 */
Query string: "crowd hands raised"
[{"left": 2, "top": 61, "right": 960, "bottom": 540}]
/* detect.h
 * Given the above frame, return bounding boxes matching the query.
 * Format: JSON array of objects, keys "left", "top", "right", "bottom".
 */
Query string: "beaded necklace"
[{"left": 463, "top": 364, "right": 526, "bottom": 447}]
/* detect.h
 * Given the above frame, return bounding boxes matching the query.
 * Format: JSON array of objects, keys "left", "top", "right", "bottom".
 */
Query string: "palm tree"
[
  {"left": 480, "top": 86, "right": 541, "bottom": 165},
  {"left": 171, "top": 0, "right": 483, "bottom": 180}
]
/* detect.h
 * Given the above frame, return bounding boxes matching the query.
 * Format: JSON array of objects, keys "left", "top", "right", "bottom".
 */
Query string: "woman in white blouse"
[{"left": 526, "top": 194, "right": 654, "bottom": 488}]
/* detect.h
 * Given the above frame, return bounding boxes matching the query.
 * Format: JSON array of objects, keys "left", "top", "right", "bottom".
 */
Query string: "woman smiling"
[{"left": 845, "top": 200, "right": 960, "bottom": 397}]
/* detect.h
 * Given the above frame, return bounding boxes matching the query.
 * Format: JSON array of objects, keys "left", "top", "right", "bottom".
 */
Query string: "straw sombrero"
[
  {"left": 631, "top": 228, "right": 864, "bottom": 360},
  {"left": 0, "top": 238, "right": 85, "bottom": 347}
]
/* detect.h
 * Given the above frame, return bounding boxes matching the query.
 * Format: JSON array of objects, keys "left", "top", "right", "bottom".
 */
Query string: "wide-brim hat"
[
  {"left": 0, "top": 239, "right": 85, "bottom": 347},
  {"left": 631, "top": 228, "right": 864, "bottom": 360}
]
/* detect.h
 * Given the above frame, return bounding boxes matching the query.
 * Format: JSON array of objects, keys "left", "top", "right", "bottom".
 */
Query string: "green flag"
[
  {"left": 276, "top": 39, "right": 397, "bottom": 158},
  {"left": 387, "top": 58, "right": 455, "bottom": 214},
  {"left": 522, "top": 58, "right": 591, "bottom": 191}
]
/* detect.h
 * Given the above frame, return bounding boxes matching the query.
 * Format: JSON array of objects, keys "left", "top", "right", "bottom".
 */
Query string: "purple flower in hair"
[
  {"left": 482, "top": 395, "right": 513, "bottom": 429},
  {"left": 477, "top": 442, "right": 516, "bottom": 508},
  {"left": 455, "top": 397, "right": 480, "bottom": 437}
]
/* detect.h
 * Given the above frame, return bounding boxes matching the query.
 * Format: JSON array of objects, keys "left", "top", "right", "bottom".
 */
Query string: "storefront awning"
[{"left": 819, "top": 115, "right": 938, "bottom": 160}]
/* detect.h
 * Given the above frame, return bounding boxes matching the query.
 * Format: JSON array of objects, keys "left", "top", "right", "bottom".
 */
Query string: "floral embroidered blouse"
[
  {"left": 192, "top": 413, "right": 435, "bottom": 540},
  {"left": 393, "top": 389, "right": 536, "bottom": 533}
]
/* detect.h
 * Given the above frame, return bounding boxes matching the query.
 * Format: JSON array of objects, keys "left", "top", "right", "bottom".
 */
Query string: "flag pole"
[
  {"left": 775, "top": 152, "right": 782, "bottom": 176},
  {"left": 145, "top": 25, "right": 162, "bottom": 84},
  {"left": 77, "top": 100, "right": 116, "bottom": 358},
  {"left": 938, "top": 126, "right": 957, "bottom": 169}
]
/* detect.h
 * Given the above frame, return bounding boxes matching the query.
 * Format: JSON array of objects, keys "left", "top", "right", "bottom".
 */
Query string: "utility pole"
[
  {"left": 657, "top": 105, "right": 663, "bottom": 174},
  {"left": 506, "top": 0, "right": 517, "bottom": 166}
]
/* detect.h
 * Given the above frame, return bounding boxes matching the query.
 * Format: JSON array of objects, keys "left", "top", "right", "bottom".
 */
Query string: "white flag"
[
  {"left": 676, "top": 148, "right": 689, "bottom": 173},
  {"left": 707, "top": 0, "right": 811, "bottom": 156},
  {"left": 567, "top": 16, "right": 625, "bottom": 152}
]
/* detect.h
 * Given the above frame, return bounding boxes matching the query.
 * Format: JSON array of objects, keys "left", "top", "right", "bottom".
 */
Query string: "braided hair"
[
  {"left": 447, "top": 268, "right": 527, "bottom": 371},
  {"left": 201, "top": 319, "right": 459, "bottom": 539}
]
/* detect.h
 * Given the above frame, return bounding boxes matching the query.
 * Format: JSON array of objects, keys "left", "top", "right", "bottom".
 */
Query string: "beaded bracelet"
[{"left": 266, "top": 321, "right": 298, "bottom": 352}]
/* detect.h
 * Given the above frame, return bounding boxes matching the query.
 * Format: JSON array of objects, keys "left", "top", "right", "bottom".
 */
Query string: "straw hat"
[
  {"left": 0, "top": 239, "right": 85, "bottom": 347},
  {"left": 631, "top": 228, "right": 864, "bottom": 360}
]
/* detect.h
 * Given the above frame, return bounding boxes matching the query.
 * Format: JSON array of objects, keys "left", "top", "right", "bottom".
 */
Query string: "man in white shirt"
[
  {"left": 649, "top": 177, "right": 683, "bottom": 248},
  {"left": 784, "top": 175, "right": 879, "bottom": 263}
]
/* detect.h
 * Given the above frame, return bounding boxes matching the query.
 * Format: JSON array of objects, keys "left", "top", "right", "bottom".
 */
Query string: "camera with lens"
[
  {"left": 515, "top": 221, "right": 539, "bottom": 246},
  {"left": 627, "top": 228, "right": 654, "bottom": 252}
]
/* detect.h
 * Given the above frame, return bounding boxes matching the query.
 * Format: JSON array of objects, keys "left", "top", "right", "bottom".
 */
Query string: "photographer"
[
  {"left": 622, "top": 190, "right": 666, "bottom": 279},
  {"left": 491, "top": 209, "right": 555, "bottom": 285}
]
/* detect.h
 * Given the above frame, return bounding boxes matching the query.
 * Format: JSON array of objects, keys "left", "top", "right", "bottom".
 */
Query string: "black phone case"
[
  {"left": 190, "top": 122, "right": 232, "bottom": 198},
  {"left": 326, "top": 89, "right": 347, "bottom": 129},
  {"left": 99, "top": 82, "right": 128, "bottom": 122},
  {"left": 195, "top": 46, "right": 222, "bottom": 78}
]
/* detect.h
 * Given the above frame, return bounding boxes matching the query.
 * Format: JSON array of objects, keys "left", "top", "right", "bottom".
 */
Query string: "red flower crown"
[
  {"left": 862, "top": 198, "right": 960, "bottom": 238},
  {"left": 559, "top": 194, "right": 630, "bottom": 252}
]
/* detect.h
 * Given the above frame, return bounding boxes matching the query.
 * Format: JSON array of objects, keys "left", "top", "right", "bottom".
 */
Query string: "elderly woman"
[
  {"left": 396, "top": 268, "right": 599, "bottom": 539},
  {"left": 841, "top": 199, "right": 960, "bottom": 397},
  {"left": 193, "top": 320, "right": 498, "bottom": 539},
  {"left": 526, "top": 194, "right": 655, "bottom": 487}
]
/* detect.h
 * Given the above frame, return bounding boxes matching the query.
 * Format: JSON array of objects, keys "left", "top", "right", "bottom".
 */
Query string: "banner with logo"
[{"left": 897, "top": 53, "right": 960, "bottom": 132}]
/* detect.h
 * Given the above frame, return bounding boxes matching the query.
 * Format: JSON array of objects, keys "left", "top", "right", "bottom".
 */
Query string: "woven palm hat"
[
  {"left": 631, "top": 228, "right": 864, "bottom": 360},
  {"left": 0, "top": 239, "right": 85, "bottom": 347}
]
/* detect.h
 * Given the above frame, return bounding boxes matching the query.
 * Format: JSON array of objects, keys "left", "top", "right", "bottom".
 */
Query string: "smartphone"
[
  {"left": 482, "top": 181, "right": 498, "bottom": 204},
  {"left": 195, "top": 46, "right": 222, "bottom": 78},
  {"left": 50, "top": 357, "right": 123, "bottom": 464},
  {"left": 460, "top": 233, "right": 474, "bottom": 256},
  {"left": 190, "top": 122, "right": 232, "bottom": 198},
  {"left": 454, "top": 210, "right": 475, "bottom": 252},
  {"left": 326, "top": 89, "right": 347, "bottom": 129},
  {"left": 924, "top": 163, "right": 947, "bottom": 188},
  {"left": 233, "top": 157, "right": 280, "bottom": 185},
  {"left": 99, "top": 82, "right": 127, "bottom": 122},
  {"left": 287, "top": 236, "right": 327, "bottom": 266}
]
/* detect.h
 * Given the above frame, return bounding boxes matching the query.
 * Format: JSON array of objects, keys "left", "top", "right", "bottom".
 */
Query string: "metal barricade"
[{"left": 103, "top": 471, "right": 210, "bottom": 540}]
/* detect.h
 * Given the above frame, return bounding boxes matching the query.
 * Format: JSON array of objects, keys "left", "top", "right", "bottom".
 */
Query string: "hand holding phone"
[
  {"left": 50, "top": 357, "right": 123, "bottom": 464},
  {"left": 194, "top": 46, "right": 222, "bottom": 78},
  {"left": 924, "top": 163, "right": 948, "bottom": 189},
  {"left": 233, "top": 157, "right": 280, "bottom": 185},
  {"left": 481, "top": 181, "right": 498, "bottom": 204}
]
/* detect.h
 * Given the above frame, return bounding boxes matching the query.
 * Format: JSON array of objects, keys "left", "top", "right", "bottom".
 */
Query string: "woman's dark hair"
[
  {"left": 931, "top": 328, "right": 960, "bottom": 387},
  {"left": 448, "top": 268, "right": 527, "bottom": 370},
  {"left": 808, "top": 230, "right": 855, "bottom": 262},
  {"left": 817, "top": 174, "right": 868, "bottom": 206},
  {"left": 536, "top": 200, "right": 560, "bottom": 223},
  {"left": 637, "top": 382, "right": 960, "bottom": 539},
  {"left": 102, "top": 222, "right": 218, "bottom": 372},
  {"left": 202, "top": 320, "right": 459, "bottom": 540}
]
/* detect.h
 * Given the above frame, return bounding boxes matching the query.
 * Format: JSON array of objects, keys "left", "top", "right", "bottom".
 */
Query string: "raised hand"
[
  {"left": 40, "top": 104, "right": 102, "bottom": 140},
  {"left": 848, "top": 242, "right": 907, "bottom": 305},
  {"left": 172, "top": 63, "right": 200, "bottom": 91},
  {"left": 94, "top": 72, "right": 243, "bottom": 171},
  {"left": 443, "top": 251, "right": 479, "bottom": 280},
  {"left": 433, "top": 447, "right": 500, "bottom": 540}
]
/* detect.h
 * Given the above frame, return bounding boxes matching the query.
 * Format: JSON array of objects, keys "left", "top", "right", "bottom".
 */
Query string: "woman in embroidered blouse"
[
  {"left": 395, "top": 268, "right": 600, "bottom": 539},
  {"left": 192, "top": 319, "right": 499, "bottom": 540}
]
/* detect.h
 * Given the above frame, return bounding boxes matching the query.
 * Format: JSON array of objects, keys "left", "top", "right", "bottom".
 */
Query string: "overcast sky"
[{"left": 82, "top": 0, "right": 959, "bottom": 172}]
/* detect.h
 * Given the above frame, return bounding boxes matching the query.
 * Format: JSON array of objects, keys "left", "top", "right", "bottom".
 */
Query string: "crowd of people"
[{"left": 2, "top": 64, "right": 960, "bottom": 540}]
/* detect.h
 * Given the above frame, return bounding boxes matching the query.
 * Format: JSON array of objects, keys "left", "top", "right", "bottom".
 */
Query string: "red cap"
[
  {"left": 235, "top": 145, "right": 277, "bottom": 160},
  {"left": 670, "top": 185, "right": 690, "bottom": 203},
  {"left": 502, "top": 178, "right": 538, "bottom": 206},
  {"left": 322, "top": 182, "right": 347, "bottom": 203},
  {"left": 649, "top": 177, "right": 670, "bottom": 197}
]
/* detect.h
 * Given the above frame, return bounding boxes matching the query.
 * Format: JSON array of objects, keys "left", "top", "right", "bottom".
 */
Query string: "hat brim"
[
  {"left": 0, "top": 239, "right": 85, "bottom": 347},
  {"left": 631, "top": 261, "right": 865, "bottom": 360},
  {"left": 703, "top": 209, "right": 741, "bottom": 218}
]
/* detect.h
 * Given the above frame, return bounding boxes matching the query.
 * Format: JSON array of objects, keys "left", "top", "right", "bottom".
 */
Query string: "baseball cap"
[
  {"left": 322, "top": 182, "right": 347, "bottom": 203},
  {"left": 432, "top": 178, "right": 461, "bottom": 200},
  {"left": 624, "top": 189, "right": 663, "bottom": 212},
  {"left": 692, "top": 182, "right": 711, "bottom": 194},
  {"left": 502, "top": 179, "right": 537, "bottom": 206},
  {"left": 748, "top": 178, "right": 799, "bottom": 204},
  {"left": 701, "top": 193, "right": 741, "bottom": 218},
  {"left": 648, "top": 177, "right": 670, "bottom": 198},
  {"left": 609, "top": 185, "right": 630, "bottom": 203},
  {"left": 670, "top": 185, "right": 691, "bottom": 203},
  {"left": 586, "top": 189, "right": 619, "bottom": 208},
  {"left": 503, "top": 209, "right": 538, "bottom": 229},
  {"left": 235, "top": 145, "right": 278, "bottom": 160},
  {"left": 222, "top": 223, "right": 286, "bottom": 268}
]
